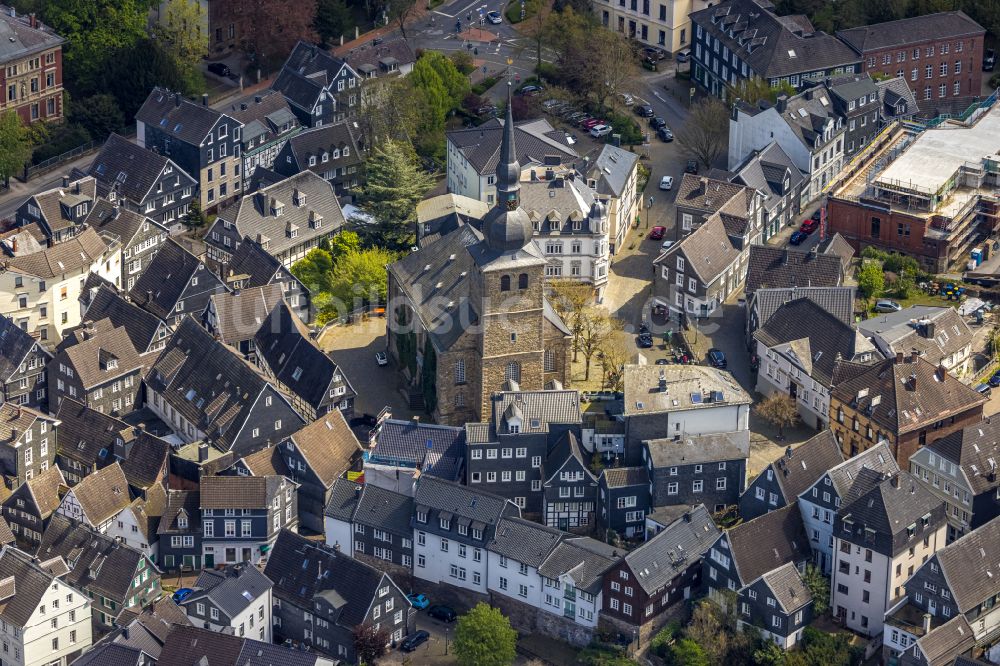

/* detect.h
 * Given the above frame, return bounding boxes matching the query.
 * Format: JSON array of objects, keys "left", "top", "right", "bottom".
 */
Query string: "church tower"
[{"left": 472, "top": 85, "right": 549, "bottom": 417}]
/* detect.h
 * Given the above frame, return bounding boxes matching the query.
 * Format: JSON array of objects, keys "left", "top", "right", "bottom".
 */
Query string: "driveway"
[
  {"left": 316, "top": 317, "right": 416, "bottom": 421},
  {"left": 379, "top": 612, "right": 540, "bottom": 665}
]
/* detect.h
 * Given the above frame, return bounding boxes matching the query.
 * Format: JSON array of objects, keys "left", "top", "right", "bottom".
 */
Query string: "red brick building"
[
  {"left": 837, "top": 11, "right": 985, "bottom": 117},
  {"left": 0, "top": 9, "right": 64, "bottom": 124}
]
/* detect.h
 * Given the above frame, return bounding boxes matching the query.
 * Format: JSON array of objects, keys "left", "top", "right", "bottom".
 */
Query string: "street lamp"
[
  {"left": 646, "top": 195, "right": 653, "bottom": 228},
  {"left": 445, "top": 627, "right": 450, "bottom": 655}
]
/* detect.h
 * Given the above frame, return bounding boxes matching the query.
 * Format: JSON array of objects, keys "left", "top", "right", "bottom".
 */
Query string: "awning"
[{"left": 260, "top": 544, "right": 271, "bottom": 553}]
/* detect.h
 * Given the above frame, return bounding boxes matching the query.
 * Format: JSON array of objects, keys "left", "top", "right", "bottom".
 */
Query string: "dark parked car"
[
  {"left": 977, "top": 383, "right": 992, "bottom": 397},
  {"left": 657, "top": 126, "right": 673, "bottom": 142},
  {"left": 789, "top": 230, "right": 807, "bottom": 245},
  {"left": 985, "top": 49, "right": 996, "bottom": 72},
  {"left": 428, "top": 605, "right": 458, "bottom": 622},
  {"left": 684, "top": 160, "right": 699, "bottom": 174},
  {"left": 172, "top": 588, "right": 195, "bottom": 603},
  {"left": 650, "top": 116, "right": 667, "bottom": 130},
  {"left": 207, "top": 62, "right": 231, "bottom": 77},
  {"left": 636, "top": 334, "right": 654, "bottom": 348},
  {"left": 675, "top": 48, "right": 691, "bottom": 63},
  {"left": 634, "top": 104, "right": 654, "bottom": 117},
  {"left": 401, "top": 631, "right": 430, "bottom": 652},
  {"left": 519, "top": 84, "right": 543, "bottom": 95},
  {"left": 989, "top": 372, "right": 1000, "bottom": 388},
  {"left": 707, "top": 348, "right": 727, "bottom": 369}
]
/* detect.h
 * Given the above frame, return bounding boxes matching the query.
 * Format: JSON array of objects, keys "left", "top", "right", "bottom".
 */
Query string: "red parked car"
[
  {"left": 800, "top": 219, "right": 819, "bottom": 234},
  {"left": 649, "top": 226, "right": 666, "bottom": 240},
  {"left": 582, "top": 118, "right": 606, "bottom": 130}
]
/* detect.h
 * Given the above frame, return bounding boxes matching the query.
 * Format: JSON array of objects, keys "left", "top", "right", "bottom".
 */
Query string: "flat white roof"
[{"left": 875, "top": 105, "right": 1000, "bottom": 195}]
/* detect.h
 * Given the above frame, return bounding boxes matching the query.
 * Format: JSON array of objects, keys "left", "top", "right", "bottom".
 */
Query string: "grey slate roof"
[
  {"left": 128, "top": 238, "right": 223, "bottom": 321},
  {"left": 83, "top": 283, "right": 167, "bottom": 354},
  {"left": 823, "top": 441, "right": 899, "bottom": 497},
  {"left": 626, "top": 504, "right": 719, "bottom": 595},
  {"left": 0, "top": 7, "right": 63, "bottom": 61},
  {"left": 225, "top": 238, "right": 286, "bottom": 289},
  {"left": 86, "top": 198, "right": 164, "bottom": 248},
  {"left": 654, "top": 214, "right": 739, "bottom": 285},
  {"left": 159, "top": 624, "right": 323, "bottom": 666},
  {"left": 285, "top": 410, "right": 361, "bottom": 487},
  {"left": 369, "top": 419, "right": 465, "bottom": 481},
  {"left": 724, "top": 503, "right": 809, "bottom": 586},
  {"left": 254, "top": 300, "right": 355, "bottom": 411},
  {"left": 544, "top": 431, "right": 595, "bottom": 483},
  {"left": 157, "top": 490, "right": 201, "bottom": 535},
  {"left": 489, "top": 516, "right": 564, "bottom": 568},
  {"left": 414, "top": 476, "right": 513, "bottom": 529},
  {"left": 351, "top": 482, "right": 414, "bottom": 534},
  {"left": 57, "top": 323, "right": 143, "bottom": 390},
  {"left": 88, "top": 134, "right": 194, "bottom": 204},
  {"left": 279, "top": 122, "right": 363, "bottom": 175},
  {"left": 145, "top": 316, "right": 305, "bottom": 451},
  {"left": 838, "top": 470, "right": 945, "bottom": 555},
  {"left": 68, "top": 462, "right": 132, "bottom": 526},
  {"left": 263, "top": 529, "right": 391, "bottom": 629},
  {"left": 188, "top": 564, "right": 273, "bottom": 618},
  {"left": 216, "top": 171, "right": 346, "bottom": 257},
  {"left": 323, "top": 478, "right": 360, "bottom": 523},
  {"left": 836, "top": 11, "right": 984, "bottom": 53},
  {"left": 0, "top": 546, "right": 60, "bottom": 627},
  {"left": 759, "top": 561, "right": 811, "bottom": 612},
  {"left": 745, "top": 244, "right": 843, "bottom": 295},
  {"left": 927, "top": 417, "right": 1000, "bottom": 495},
  {"left": 0, "top": 314, "right": 45, "bottom": 382},
  {"left": 932, "top": 515, "right": 1000, "bottom": 613},
  {"left": 646, "top": 430, "right": 750, "bottom": 467},
  {"left": 5, "top": 226, "right": 110, "bottom": 279},
  {"left": 227, "top": 90, "right": 299, "bottom": 145},
  {"left": 491, "top": 389, "right": 581, "bottom": 435},
  {"left": 753, "top": 286, "right": 855, "bottom": 330},
  {"left": 207, "top": 283, "right": 283, "bottom": 345},
  {"left": 136, "top": 88, "right": 236, "bottom": 146},
  {"left": 587, "top": 144, "right": 639, "bottom": 199},
  {"left": 731, "top": 141, "right": 804, "bottom": 214},
  {"left": 755, "top": 297, "right": 879, "bottom": 385},
  {"left": 690, "top": 0, "right": 859, "bottom": 79},
  {"left": 537, "top": 537, "right": 620, "bottom": 594},
  {"left": 760, "top": 430, "right": 844, "bottom": 502},
  {"left": 200, "top": 475, "right": 286, "bottom": 510},
  {"left": 877, "top": 76, "right": 920, "bottom": 119},
  {"left": 913, "top": 615, "right": 975, "bottom": 666},
  {"left": 857, "top": 306, "right": 973, "bottom": 369},
  {"left": 272, "top": 41, "right": 354, "bottom": 111},
  {"left": 71, "top": 644, "right": 146, "bottom": 666},
  {"left": 816, "top": 232, "right": 855, "bottom": 272},
  {"left": 22, "top": 175, "right": 97, "bottom": 239},
  {"left": 344, "top": 39, "right": 416, "bottom": 73},
  {"left": 518, "top": 172, "right": 602, "bottom": 235},
  {"left": 447, "top": 117, "right": 577, "bottom": 177}
]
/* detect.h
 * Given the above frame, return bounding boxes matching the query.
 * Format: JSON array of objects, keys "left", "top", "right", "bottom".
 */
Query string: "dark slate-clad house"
[
  {"left": 136, "top": 88, "right": 244, "bottom": 212},
  {"left": 602, "top": 505, "right": 720, "bottom": 633},
  {"left": 85, "top": 199, "right": 169, "bottom": 292},
  {"left": 253, "top": 300, "right": 355, "bottom": 421},
  {"left": 466, "top": 388, "right": 582, "bottom": 516},
  {"left": 739, "top": 430, "right": 844, "bottom": 521},
  {"left": 49, "top": 321, "right": 143, "bottom": 415},
  {"left": 179, "top": 564, "right": 273, "bottom": 641},
  {"left": 81, "top": 283, "right": 171, "bottom": 355},
  {"left": 218, "top": 237, "right": 311, "bottom": 323},
  {"left": 597, "top": 466, "right": 651, "bottom": 539},
  {"left": 203, "top": 284, "right": 284, "bottom": 358},
  {"left": 542, "top": 431, "right": 599, "bottom": 531},
  {"left": 144, "top": 317, "right": 305, "bottom": 457},
  {"left": 15, "top": 176, "right": 97, "bottom": 244},
  {"left": 158, "top": 489, "right": 202, "bottom": 572},
  {"left": 38, "top": 514, "right": 161, "bottom": 627},
  {"left": 703, "top": 503, "right": 811, "bottom": 605},
  {"left": 274, "top": 122, "right": 365, "bottom": 198},
  {"left": 200, "top": 474, "right": 298, "bottom": 567},
  {"left": 820, "top": 74, "right": 881, "bottom": 158},
  {"left": 227, "top": 89, "right": 301, "bottom": 178},
  {"left": 1, "top": 463, "right": 64, "bottom": 550},
  {"left": 0, "top": 314, "right": 51, "bottom": 410},
  {"left": 157, "top": 624, "right": 326, "bottom": 666},
  {"left": 264, "top": 529, "right": 415, "bottom": 659},
  {"left": 271, "top": 42, "right": 362, "bottom": 128},
  {"left": 644, "top": 431, "right": 749, "bottom": 512},
  {"left": 83, "top": 133, "right": 197, "bottom": 234},
  {"left": 365, "top": 418, "right": 466, "bottom": 490},
  {"left": 738, "top": 561, "right": 814, "bottom": 648},
  {"left": 324, "top": 479, "right": 415, "bottom": 574},
  {"left": 0, "top": 402, "right": 58, "bottom": 489},
  {"left": 128, "top": 238, "right": 229, "bottom": 327}
]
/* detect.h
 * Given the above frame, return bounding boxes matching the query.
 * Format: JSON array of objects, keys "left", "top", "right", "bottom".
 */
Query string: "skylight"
[
  {"left": 787, "top": 49, "right": 797, "bottom": 58},
  {"left": 797, "top": 108, "right": 808, "bottom": 118}
]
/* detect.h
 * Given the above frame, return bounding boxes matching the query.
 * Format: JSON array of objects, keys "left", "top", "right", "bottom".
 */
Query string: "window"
[
  {"left": 454, "top": 359, "right": 465, "bottom": 384},
  {"left": 693, "top": 480, "right": 703, "bottom": 493}
]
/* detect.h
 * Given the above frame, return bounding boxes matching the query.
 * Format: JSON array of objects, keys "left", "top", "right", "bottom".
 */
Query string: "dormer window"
[
  {"left": 417, "top": 510, "right": 427, "bottom": 523},
  {"left": 440, "top": 517, "right": 450, "bottom": 530},
  {"left": 107, "top": 359, "right": 117, "bottom": 370},
  {"left": 321, "top": 152, "right": 329, "bottom": 163},
  {"left": 472, "top": 528, "right": 482, "bottom": 540},
  {"left": 271, "top": 199, "right": 284, "bottom": 217},
  {"left": 343, "top": 147, "right": 350, "bottom": 157},
  {"left": 177, "top": 515, "right": 188, "bottom": 529}
]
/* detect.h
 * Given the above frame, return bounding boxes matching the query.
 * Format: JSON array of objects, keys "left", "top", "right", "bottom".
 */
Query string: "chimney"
[
  {"left": 254, "top": 95, "right": 262, "bottom": 104},
  {"left": 174, "top": 93, "right": 181, "bottom": 108},
  {"left": 28, "top": 13, "right": 36, "bottom": 29},
  {"left": 699, "top": 176, "right": 708, "bottom": 193},
  {"left": 936, "top": 364, "right": 947, "bottom": 381},
  {"left": 910, "top": 349, "right": 919, "bottom": 363},
  {"left": 10, "top": 237, "right": 16, "bottom": 254},
  {"left": 545, "top": 168, "right": 554, "bottom": 181},
  {"left": 202, "top": 93, "right": 209, "bottom": 107},
  {"left": 809, "top": 245, "right": 818, "bottom": 258},
  {"left": 146, "top": 289, "right": 153, "bottom": 304},
  {"left": 785, "top": 445, "right": 793, "bottom": 459},
  {"left": 775, "top": 94, "right": 789, "bottom": 113},
  {"left": 895, "top": 351, "right": 904, "bottom": 364},
  {"left": 890, "top": 475, "right": 899, "bottom": 488},
  {"left": 922, "top": 613, "right": 932, "bottom": 634},
  {"left": 909, "top": 372, "right": 917, "bottom": 389},
  {"left": 61, "top": 175, "right": 69, "bottom": 188},
  {"left": 682, "top": 512, "right": 691, "bottom": 523},
  {"left": 354, "top": 485, "right": 362, "bottom": 499},
  {"left": 197, "top": 443, "right": 209, "bottom": 463},
  {"left": 240, "top": 103, "right": 247, "bottom": 111},
  {"left": 924, "top": 321, "right": 936, "bottom": 338}
]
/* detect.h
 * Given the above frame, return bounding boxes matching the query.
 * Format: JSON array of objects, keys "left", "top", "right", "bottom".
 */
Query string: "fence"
[{"left": 20, "top": 127, "right": 137, "bottom": 183}]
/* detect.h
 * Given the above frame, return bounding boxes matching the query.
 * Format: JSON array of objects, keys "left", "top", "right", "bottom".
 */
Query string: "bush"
[
  {"left": 31, "top": 123, "right": 92, "bottom": 163},
  {"left": 604, "top": 110, "right": 642, "bottom": 144},
  {"left": 649, "top": 622, "right": 681, "bottom": 658},
  {"left": 535, "top": 61, "right": 560, "bottom": 83},
  {"left": 472, "top": 76, "right": 501, "bottom": 96}
]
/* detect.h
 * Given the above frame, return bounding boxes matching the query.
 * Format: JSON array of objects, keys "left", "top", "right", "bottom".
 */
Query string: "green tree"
[
  {"left": 328, "top": 247, "right": 396, "bottom": 309},
  {"left": 157, "top": 0, "right": 208, "bottom": 92},
  {"left": 0, "top": 111, "right": 31, "bottom": 185},
  {"left": 802, "top": 564, "right": 830, "bottom": 616},
  {"left": 753, "top": 640, "right": 786, "bottom": 666},
  {"left": 39, "top": 0, "right": 150, "bottom": 95},
  {"left": 857, "top": 260, "right": 885, "bottom": 299},
  {"left": 183, "top": 199, "right": 208, "bottom": 229},
  {"left": 410, "top": 56, "right": 451, "bottom": 154},
  {"left": 671, "top": 638, "right": 710, "bottom": 666},
  {"left": 328, "top": 230, "right": 361, "bottom": 260},
  {"left": 423, "top": 50, "right": 471, "bottom": 107},
  {"left": 450, "top": 50, "right": 475, "bottom": 75},
  {"left": 70, "top": 94, "right": 125, "bottom": 139},
  {"left": 355, "top": 139, "right": 434, "bottom": 248},
  {"left": 102, "top": 38, "right": 191, "bottom": 119},
  {"left": 453, "top": 602, "right": 517, "bottom": 666},
  {"left": 727, "top": 77, "right": 797, "bottom": 106},
  {"left": 290, "top": 247, "right": 334, "bottom": 293},
  {"left": 314, "top": 0, "right": 353, "bottom": 46},
  {"left": 676, "top": 97, "right": 729, "bottom": 169}
]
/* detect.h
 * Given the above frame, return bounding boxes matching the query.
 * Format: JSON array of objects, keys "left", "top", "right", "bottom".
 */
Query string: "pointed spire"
[{"left": 496, "top": 82, "right": 520, "bottom": 198}]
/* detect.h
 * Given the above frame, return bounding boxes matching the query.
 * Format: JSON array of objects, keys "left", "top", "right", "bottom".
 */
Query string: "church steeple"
[
  {"left": 480, "top": 83, "right": 534, "bottom": 253},
  {"left": 496, "top": 83, "right": 521, "bottom": 210}
]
